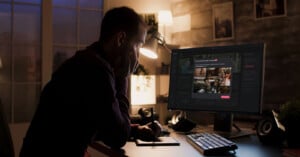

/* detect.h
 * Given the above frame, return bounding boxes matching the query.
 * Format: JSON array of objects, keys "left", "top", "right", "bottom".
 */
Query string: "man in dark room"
[{"left": 20, "top": 6, "right": 161, "bottom": 157}]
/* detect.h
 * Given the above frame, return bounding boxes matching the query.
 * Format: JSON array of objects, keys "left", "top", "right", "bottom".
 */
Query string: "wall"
[{"left": 171, "top": 0, "right": 300, "bottom": 107}]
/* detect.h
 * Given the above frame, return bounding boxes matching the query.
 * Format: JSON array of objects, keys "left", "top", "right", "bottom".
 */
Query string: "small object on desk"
[
  {"left": 186, "top": 132, "right": 238, "bottom": 155},
  {"left": 168, "top": 114, "right": 196, "bottom": 132},
  {"left": 135, "top": 136, "right": 180, "bottom": 146}
]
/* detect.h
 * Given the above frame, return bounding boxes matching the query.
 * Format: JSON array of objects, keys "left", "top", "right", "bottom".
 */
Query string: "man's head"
[
  {"left": 99, "top": 7, "right": 148, "bottom": 78},
  {"left": 100, "top": 7, "right": 146, "bottom": 42}
]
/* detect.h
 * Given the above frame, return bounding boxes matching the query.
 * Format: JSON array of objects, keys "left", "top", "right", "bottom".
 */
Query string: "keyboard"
[{"left": 186, "top": 132, "right": 238, "bottom": 155}]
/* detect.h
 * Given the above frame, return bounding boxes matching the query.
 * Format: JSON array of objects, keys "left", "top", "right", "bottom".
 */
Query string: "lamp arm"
[
  {"left": 162, "top": 43, "right": 172, "bottom": 54},
  {"left": 151, "top": 31, "right": 172, "bottom": 54}
]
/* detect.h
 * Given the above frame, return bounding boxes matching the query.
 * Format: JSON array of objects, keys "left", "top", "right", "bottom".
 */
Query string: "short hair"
[{"left": 99, "top": 6, "right": 146, "bottom": 41}]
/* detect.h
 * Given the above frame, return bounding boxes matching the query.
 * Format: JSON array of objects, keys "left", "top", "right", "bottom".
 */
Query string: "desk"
[{"left": 89, "top": 126, "right": 283, "bottom": 157}]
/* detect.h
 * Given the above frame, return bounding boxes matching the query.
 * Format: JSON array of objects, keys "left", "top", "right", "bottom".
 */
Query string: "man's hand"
[{"left": 135, "top": 121, "right": 162, "bottom": 141}]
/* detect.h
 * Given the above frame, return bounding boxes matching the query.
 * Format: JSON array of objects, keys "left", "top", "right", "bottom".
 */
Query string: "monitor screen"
[{"left": 168, "top": 43, "right": 265, "bottom": 137}]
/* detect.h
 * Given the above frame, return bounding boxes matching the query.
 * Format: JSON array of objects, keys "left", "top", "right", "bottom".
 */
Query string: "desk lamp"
[{"left": 139, "top": 31, "right": 171, "bottom": 59}]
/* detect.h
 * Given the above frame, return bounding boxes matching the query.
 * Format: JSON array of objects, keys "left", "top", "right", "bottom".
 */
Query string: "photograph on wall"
[
  {"left": 254, "top": 0, "right": 286, "bottom": 19},
  {"left": 212, "top": 2, "right": 234, "bottom": 41}
]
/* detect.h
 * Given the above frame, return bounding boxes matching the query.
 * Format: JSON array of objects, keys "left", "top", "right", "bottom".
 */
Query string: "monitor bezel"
[{"left": 167, "top": 43, "right": 266, "bottom": 115}]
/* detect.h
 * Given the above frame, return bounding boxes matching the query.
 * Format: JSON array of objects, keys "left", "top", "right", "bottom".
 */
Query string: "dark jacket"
[{"left": 19, "top": 42, "right": 131, "bottom": 157}]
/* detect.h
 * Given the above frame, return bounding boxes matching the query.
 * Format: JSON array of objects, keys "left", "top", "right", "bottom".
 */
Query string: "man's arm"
[{"left": 98, "top": 76, "right": 131, "bottom": 148}]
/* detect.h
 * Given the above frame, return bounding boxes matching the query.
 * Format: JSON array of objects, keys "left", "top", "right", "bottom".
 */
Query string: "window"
[
  {"left": 0, "top": 0, "right": 41, "bottom": 123},
  {"left": 52, "top": 0, "right": 103, "bottom": 70},
  {"left": 0, "top": 0, "right": 104, "bottom": 123}
]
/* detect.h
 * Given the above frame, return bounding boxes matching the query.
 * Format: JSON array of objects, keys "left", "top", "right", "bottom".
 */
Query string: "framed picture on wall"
[
  {"left": 212, "top": 2, "right": 234, "bottom": 41},
  {"left": 254, "top": 0, "right": 287, "bottom": 19}
]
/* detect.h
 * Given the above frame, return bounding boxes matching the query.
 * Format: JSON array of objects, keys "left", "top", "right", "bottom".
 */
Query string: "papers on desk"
[{"left": 135, "top": 136, "right": 180, "bottom": 146}]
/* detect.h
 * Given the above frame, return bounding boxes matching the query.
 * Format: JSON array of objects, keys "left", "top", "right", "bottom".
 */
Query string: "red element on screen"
[{"left": 221, "top": 95, "right": 230, "bottom": 99}]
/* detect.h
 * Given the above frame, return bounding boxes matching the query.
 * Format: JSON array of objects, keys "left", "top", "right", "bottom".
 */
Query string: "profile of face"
[
  {"left": 115, "top": 24, "right": 147, "bottom": 78},
  {"left": 127, "top": 24, "right": 147, "bottom": 74}
]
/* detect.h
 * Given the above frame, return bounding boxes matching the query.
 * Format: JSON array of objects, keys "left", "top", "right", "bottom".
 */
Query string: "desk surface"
[{"left": 90, "top": 126, "right": 283, "bottom": 157}]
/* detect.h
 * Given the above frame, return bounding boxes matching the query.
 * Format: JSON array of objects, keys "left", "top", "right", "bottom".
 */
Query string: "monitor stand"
[{"left": 213, "top": 112, "right": 254, "bottom": 139}]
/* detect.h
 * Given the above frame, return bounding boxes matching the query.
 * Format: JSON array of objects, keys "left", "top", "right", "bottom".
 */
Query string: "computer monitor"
[{"left": 168, "top": 43, "right": 265, "bottom": 138}]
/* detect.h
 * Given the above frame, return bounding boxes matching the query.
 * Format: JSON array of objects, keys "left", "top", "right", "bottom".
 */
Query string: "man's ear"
[{"left": 116, "top": 31, "right": 126, "bottom": 47}]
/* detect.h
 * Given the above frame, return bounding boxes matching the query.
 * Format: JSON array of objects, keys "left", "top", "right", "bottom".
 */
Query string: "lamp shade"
[
  {"left": 139, "top": 36, "right": 158, "bottom": 59},
  {"left": 139, "top": 31, "right": 171, "bottom": 59}
]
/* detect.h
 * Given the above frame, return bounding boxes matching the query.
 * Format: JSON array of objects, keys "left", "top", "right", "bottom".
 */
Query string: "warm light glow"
[
  {"left": 139, "top": 47, "right": 158, "bottom": 59},
  {"left": 158, "top": 75, "right": 169, "bottom": 96},
  {"left": 172, "top": 14, "right": 191, "bottom": 33},
  {"left": 158, "top": 10, "right": 173, "bottom": 25},
  {"left": 130, "top": 75, "right": 156, "bottom": 105}
]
